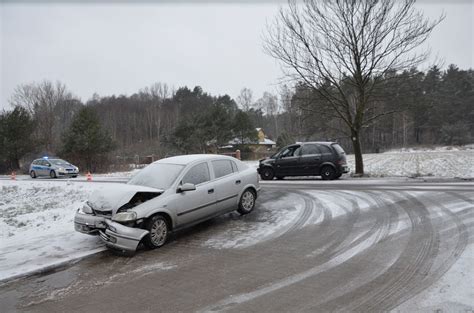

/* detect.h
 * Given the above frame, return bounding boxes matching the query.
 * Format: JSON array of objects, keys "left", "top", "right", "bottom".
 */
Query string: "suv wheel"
[
  {"left": 143, "top": 215, "right": 169, "bottom": 249},
  {"left": 321, "top": 166, "right": 336, "bottom": 180},
  {"left": 260, "top": 167, "right": 275, "bottom": 180}
]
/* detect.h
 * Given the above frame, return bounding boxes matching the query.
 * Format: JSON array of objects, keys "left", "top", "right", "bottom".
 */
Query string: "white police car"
[{"left": 29, "top": 157, "right": 79, "bottom": 178}]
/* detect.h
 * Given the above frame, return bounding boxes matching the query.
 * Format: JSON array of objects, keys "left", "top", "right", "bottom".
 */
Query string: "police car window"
[
  {"left": 318, "top": 145, "right": 333, "bottom": 154},
  {"left": 301, "top": 144, "right": 320, "bottom": 156},
  {"left": 182, "top": 162, "right": 210, "bottom": 185},
  {"left": 212, "top": 160, "right": 233, "bottom": 179}
]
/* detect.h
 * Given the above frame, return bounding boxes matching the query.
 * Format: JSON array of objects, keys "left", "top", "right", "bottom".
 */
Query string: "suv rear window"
[{"left": 332, "top": 144, "right": 345, "bottom": 155}]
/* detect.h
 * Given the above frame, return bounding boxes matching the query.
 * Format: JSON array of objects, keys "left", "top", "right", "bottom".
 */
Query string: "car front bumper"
[{"left": 74, "top": 210, "right": 149, "bottom": 252}]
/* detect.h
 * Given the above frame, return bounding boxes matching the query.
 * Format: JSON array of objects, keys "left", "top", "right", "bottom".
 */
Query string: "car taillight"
[{"left": 337, "top": 159, "right": 346, "bottom": 165}]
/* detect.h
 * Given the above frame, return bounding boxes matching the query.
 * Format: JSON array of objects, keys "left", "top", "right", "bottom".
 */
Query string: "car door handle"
[
  {"left": 208, "top": 189, "right": 214, "bottom": 194},
  {"left": 235, "top": 180, "right": 241, "bottom": 185}
]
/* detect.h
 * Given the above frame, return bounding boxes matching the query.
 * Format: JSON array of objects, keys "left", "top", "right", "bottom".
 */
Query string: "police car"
[{"left": 29, "top": 157, "right": 79, "bottom": 178}]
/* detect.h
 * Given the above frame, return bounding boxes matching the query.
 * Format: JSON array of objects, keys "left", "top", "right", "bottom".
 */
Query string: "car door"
[
  {"left": 299, "top": 144, "right": 322, "bottom": 175},
  {"left": 175, "top": 162, "right": 217, "bottom": 226},
  {"left": 39, "top": 160, "right": 49, "bottom": 176},
  {"left": 274, "top": 145, "right": 302, "bottom": 176},
  {"left": 211, "top": 159, "right": 241, "bottom": 212},
  {"left": 316, "top": 144, "right": 335, "bottom": 174}
]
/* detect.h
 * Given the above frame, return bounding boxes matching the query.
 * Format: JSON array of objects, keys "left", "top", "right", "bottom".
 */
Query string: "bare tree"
[
  {"left": 258, "top": 91, "right": 280, "bottom": 137},
  {"left": 264, "top": 0, "right": 443, "bottom": 174},
  {"left": 10, "top": 80, "right": 77, "bottom": 153},
  {"left": 236, "top": 87, "right": 254, "bottom": 111}
]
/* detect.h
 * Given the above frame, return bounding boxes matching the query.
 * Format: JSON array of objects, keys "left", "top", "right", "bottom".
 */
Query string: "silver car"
[
  {"left": 29, "top": 158, "right": 79, "bottom": 178},
  {"left": 74, "top": 154, "right": 260, "bottom": 252}
]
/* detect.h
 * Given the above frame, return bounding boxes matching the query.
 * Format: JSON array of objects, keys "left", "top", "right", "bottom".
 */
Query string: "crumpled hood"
[{"left": 88, "top": 184, "right": 164, "bottom": 213}]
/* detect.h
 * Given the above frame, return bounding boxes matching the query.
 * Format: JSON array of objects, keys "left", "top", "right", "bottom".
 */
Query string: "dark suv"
[{"left": 258, "top": 142, "right": 349, "bottom": 180}]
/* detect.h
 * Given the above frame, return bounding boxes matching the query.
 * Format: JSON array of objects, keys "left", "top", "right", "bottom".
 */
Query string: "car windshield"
[
  {"left": 49, "top": 159, "right": 70, "bottom": 165},
  {"left": 127, "top": 163, "right": 185, "bottom": 190}
]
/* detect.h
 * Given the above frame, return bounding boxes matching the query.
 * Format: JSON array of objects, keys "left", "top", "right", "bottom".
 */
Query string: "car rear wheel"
[
  {"left": 143, "top": 215, "right": 169, "bottom": 249},
  {"left": 50, "top": 170, "right": 57, "bottom": 179},
  {"left": 321, "top": 166, "right": 336, "bottom": 180},
  {"left": 30, "top": 170, "right": 36, "bottom": 178},
  {"left": 260, "top": 167, "right": 274, "bottom": 180},
  {"left": 237, "top": 189, "right": 256, "bottom": 215}
]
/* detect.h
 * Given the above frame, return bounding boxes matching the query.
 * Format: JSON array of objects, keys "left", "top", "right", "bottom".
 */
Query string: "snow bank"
[
  {"left": 0, "top": 181, "right": 115, "bottom": 281},
  {"left": 346, "top": 150, "right": 474, "bottom": 178}
]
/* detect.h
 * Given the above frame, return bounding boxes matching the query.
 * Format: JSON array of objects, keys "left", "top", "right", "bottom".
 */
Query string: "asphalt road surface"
[{"left": 1, "top": 180, "right": 473, "bottom": 312}]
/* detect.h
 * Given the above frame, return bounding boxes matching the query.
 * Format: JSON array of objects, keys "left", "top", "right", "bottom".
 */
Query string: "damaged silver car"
[{"left": 74, "top": 154, "right": 260, "bottom": 252}]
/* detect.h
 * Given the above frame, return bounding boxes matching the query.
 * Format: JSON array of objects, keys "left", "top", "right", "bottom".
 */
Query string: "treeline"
[
  {"left": 279, "top": 65, "right": 474, "bottom": 152},
  {"left": 0, "top": 64, "right": 472, "bottom": 173}
]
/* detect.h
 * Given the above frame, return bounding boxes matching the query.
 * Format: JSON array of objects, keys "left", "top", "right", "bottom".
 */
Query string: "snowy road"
[{"left": 0, "top": 180, "right": 472, "bottom": 312}]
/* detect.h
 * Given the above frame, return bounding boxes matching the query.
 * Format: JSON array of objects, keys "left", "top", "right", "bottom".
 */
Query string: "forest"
[{"left": 0, "top": 64, "right": 472, "bottom": 173}]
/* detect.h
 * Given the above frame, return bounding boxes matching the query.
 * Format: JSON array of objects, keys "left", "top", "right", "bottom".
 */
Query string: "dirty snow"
[{"left": 203, "top": 194, "right": 305, "bottom": 249}]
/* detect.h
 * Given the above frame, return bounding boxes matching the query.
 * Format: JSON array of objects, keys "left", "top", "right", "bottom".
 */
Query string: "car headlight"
[
  {"left": 80, "top": 202, "right": 93, "bottom": 214},
  {"left": 112, "top": 211, "right": 137, "bottom": 222},
  {"left": 59, "top": 167, "right": 65, "bottom": 171}
]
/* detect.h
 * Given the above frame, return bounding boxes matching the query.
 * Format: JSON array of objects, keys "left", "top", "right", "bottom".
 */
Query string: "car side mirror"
[
  {"left": 178, "top": 183, "right": 196, "bottom": 193},
  {"left": 47, "top": 163, "right": 51, "bottom": 167}
]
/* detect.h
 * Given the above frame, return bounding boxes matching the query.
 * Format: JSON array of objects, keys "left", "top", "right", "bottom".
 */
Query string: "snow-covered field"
[
  {"left": 348, "top": 150, "right": 474, "bottom": 178},
  {"left": 0, "top": 181, "right": 114, "bottom": 281}
]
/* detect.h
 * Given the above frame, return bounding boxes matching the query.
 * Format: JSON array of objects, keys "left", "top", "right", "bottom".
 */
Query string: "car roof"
[
  {"left": 294, "top": 141, "right": 337, "bottom": 145},
  {"left": 154, "top": 154, "right": 237, "bottom": 165}
]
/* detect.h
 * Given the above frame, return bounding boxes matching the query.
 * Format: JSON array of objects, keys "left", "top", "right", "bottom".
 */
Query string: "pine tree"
[
  {"left": 0, "top": 106, "right": 36, "bottom": 170},
  {"left": 61, "top": 106, "right": 115, "bottom": 171}
]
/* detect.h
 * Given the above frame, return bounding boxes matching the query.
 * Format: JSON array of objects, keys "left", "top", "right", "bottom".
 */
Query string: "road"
[{"left": 0, "top": 180, "right": 473, "bottom": 312}]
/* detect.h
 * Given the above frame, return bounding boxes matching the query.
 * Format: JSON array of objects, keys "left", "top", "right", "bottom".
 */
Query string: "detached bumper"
[{"left": 74, "top": 211, "right": 149, "bottom": 252}]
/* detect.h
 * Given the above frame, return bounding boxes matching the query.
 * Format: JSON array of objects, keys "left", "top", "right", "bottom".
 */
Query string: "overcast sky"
[{"left": 0, "top": 1, "right": 473, "bottom": 109}]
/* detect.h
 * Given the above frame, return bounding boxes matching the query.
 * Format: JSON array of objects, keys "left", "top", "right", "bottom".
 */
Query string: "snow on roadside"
[{"left": 0, "top": 180, "right": 114, "bottom": 281}]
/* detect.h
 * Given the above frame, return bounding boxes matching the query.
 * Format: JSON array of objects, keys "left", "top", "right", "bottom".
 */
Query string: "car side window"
[
  {"left": 301, "top": 144, "right": 320, "bottom": 156},
  {"left": 281, "top": 145, "right": 300, "bottom": 158},
  {"left": 231, "top": 161, "right": 238, "bottom": 172},
  {"left": 182, "top": 162, "right": 210, "bottom": 186},
  {"left": 318, "top": 145, "right": 333, "bottom": 155},
  {"left": 212, "top": 160, "right": 234, "bottom": 179}
]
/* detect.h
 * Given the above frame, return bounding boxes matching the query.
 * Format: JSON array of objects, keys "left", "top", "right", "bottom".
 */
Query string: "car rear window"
[
  {"left": 318, "top": 145, "right": 333, "bottom": 154},
  {"left": 212, "top": 160, "right": 234, "bottom": 178},
  {"left": 301, "top": 144, "right": 320, "bottom": 156},
  {"left": 332, "top": 144, "right": 346, "bottom": 155}
]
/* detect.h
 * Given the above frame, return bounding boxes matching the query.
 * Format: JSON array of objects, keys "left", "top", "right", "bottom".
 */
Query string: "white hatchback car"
[{"left": 74, "top": 154, "right": 260, "bottom": 252}]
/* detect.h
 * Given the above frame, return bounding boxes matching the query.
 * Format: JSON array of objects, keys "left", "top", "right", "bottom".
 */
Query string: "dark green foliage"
[
  {"left": 0, "top": 106, "right": 36, "bottom": 170},
  {"left": 233, "top": 111, "right": 258, "bottom": 144},
  {"left": 61, "top": 106, "right": 115, "bottom": 171},
  {"left": 276, "top": 132, "right": 294, "bottom": 149}
]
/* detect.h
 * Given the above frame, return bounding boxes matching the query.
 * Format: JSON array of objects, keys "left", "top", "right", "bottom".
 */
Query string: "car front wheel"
[
  {"left": 143, "top": 215, "right": 169, "bottom": 249},
  {"left": 30, "top": 170, "right": 36, "bottom": 178},
  {"left": 50, "top": 170, "right": 57, "bottom": 179},
  {"left": 260, "top": 167, "right": 274, "bottom": 180},
  {"left": 237, "top": 189, "right": 256, "bottom": 215}
]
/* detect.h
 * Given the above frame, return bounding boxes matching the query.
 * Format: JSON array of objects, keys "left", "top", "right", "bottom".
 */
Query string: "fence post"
[{"left": 235, "top": 149, "right": 241, "bottom": 160}]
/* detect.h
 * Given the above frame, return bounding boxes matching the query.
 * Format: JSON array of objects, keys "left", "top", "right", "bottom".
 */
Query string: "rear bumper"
[
  {"left": 340, "top": 165, "right": 350, "bottom": 173},
  {"left": 74, "top": 211, "right": 149, "bottom": 252}
]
